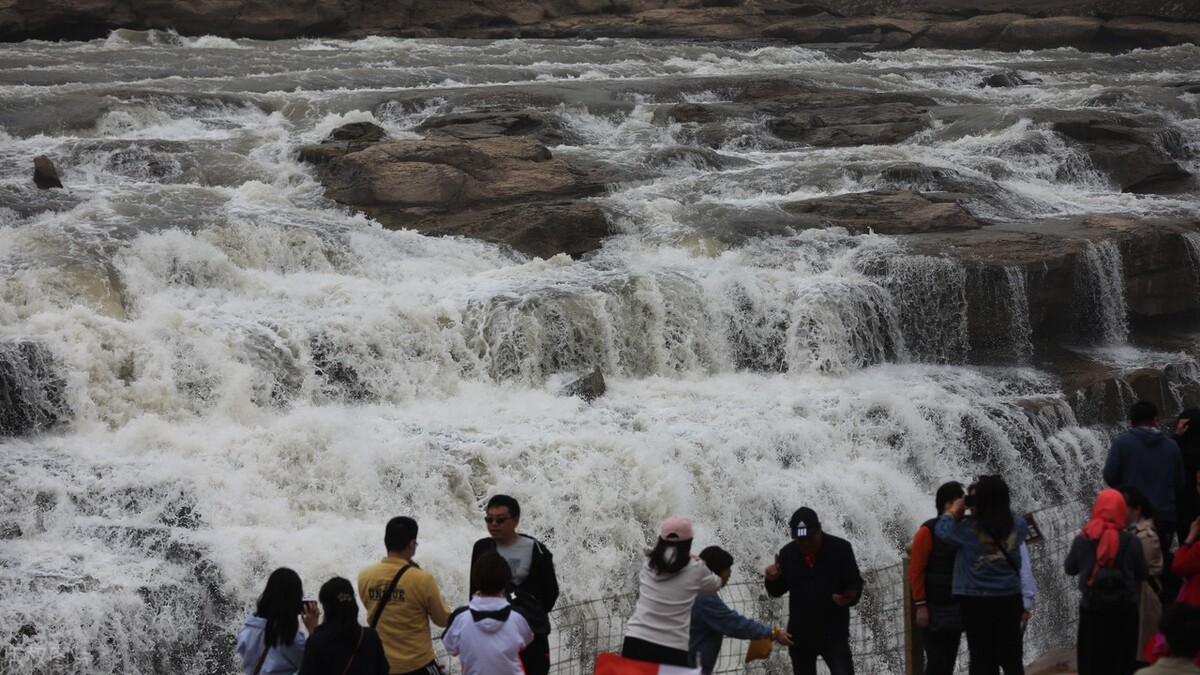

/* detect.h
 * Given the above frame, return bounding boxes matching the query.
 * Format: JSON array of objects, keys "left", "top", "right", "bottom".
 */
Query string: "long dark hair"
[
  {"left": 256, "top": 567, "right": 303, "bottom": 648},
  {"left": 647, "top": 537, "right": 692, "bottom": 575},
  {"left": 972, "top": 475, "right": 1015, "bottom": 542},
  {"left": 317, "top": 577, "right": 362, "bottom": 645}
]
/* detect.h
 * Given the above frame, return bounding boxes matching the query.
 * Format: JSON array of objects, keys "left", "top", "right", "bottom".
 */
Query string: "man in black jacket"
[
  {"left": 765, "top": 507, "right": 864, "bottom": 675},
  {"left": 470, "top": 495, "right": 559, "bottom": 675}
]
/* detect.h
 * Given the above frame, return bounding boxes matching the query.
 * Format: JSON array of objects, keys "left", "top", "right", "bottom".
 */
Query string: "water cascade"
[
  {"left": 1072, "top": 241, "right": 1130, "bottom": 344},
  {"left": 1, "top": 34, "right": 1199, "bottom": 674}
]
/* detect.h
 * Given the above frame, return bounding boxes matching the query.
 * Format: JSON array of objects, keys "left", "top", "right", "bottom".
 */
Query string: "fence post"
[{"left": 902, "top": 544, "right": 924, "bottom": 675}]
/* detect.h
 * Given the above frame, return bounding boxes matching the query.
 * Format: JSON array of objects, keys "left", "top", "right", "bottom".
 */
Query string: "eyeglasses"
[{"left": 484, "top": 516, "right": 510, "bottom": 525}]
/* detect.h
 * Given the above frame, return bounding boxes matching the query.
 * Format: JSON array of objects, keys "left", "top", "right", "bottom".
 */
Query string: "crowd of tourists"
[
  {"left": 912, "top": 400, "right": 1200, "bottom": 675},
  {"left": 234, "top": 400, "right": 1200, "bottom": 675}
]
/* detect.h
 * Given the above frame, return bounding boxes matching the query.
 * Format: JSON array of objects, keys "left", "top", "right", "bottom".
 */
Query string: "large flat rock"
[{"left": 304, "top": 134, "right": 608, "bottom": 259}]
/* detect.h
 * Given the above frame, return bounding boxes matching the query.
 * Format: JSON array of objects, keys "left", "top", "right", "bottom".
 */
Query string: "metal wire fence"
[{"left": 434, "top": 500, "right": 1090, "bottom": 675}]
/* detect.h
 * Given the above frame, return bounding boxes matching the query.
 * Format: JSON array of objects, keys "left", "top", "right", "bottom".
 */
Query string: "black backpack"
[{"left": 1089, "top": 545, "right": 1133, "bottom": 608}]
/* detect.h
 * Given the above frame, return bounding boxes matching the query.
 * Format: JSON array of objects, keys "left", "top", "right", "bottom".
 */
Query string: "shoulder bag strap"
[
  {"left": 252, "top": 642, "right": 270, "bottom": 675},
  {"left": 369, "top": 564, "right": 411, "bottom": 628},
  {"left": 980, "top": 525, "right": 1020, "bottom": 573},
  {"left": 339, "top": 629, "right": 365, "bottom": 675}
]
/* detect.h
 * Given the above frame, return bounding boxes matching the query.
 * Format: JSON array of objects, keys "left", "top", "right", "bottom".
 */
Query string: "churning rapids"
[{"left": 4, "top": 31, "right": 1200, "bottom": 674}]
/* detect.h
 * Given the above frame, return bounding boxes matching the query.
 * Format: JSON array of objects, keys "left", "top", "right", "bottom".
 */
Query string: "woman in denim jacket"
[{"left": 935, "top": 476, "right": 1029, "bottom": 675}]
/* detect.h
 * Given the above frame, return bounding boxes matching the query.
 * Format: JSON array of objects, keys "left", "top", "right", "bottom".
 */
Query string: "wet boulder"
[
  {"left": 782, "top": 189, "right": 982, "bottom": 235},
  {"left": 314, "top": 135, "right": 607, "bottom": 258},
  {"left": 298, "top": 122, "right": 388, "bottom": 164},
  {"left": 980, "top": 71, "right": 1040, "bottom": 88},
  {"left": 415, "top": 108, "right": 575, "bottom": 145},
  {"left": 1047, "top": 113, "right": 1192, "bottom": 193},
  {"left": 668, "top": 81, "right": 932, "bottom": 149},
  {"left": 562, "top": 366, "right": 606, "bottom": 402},
  {"left": 997, "top": 17, "right": 1104, "bottom": 50},
  {"left": 33, "top": 155, "right": 62, "bottom": 189}
]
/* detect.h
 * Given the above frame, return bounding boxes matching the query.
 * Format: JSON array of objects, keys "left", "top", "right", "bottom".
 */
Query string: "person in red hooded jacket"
[
  {"left": 1172, "top": 517, "right": 1200, "bottom": 610},
  {"left": 1066, "top": 488, "right": 1149, "bottom": 675}
]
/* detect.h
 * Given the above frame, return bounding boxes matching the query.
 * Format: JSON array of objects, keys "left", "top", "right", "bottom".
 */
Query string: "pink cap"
[{"left": 659, "top": 515, "right": 694, "bottom": 541}]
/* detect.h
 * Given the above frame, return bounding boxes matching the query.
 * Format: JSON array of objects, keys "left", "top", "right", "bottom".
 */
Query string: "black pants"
[
  {"left": 924, "top": 627, "right": 963, "bottom": 675},
  {"left": 1077, "top": 604, "right": 1138, "bottom": 675},
  {"left": 395, "top": 662, "right": 441, "bottom": 675},
  {"left": 621, "top": 636, "right": 689, "bottom": 667},
  {"left": 788, "top": 639, "right": 854, "bottom": 675},
  {"left": 960, "top": 595, "right": 1024, "bottom": 675},
  {"left": 520, "top": 632, "right": 551, "bottom": 675}
]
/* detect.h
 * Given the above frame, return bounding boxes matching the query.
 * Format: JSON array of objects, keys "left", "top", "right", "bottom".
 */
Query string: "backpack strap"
[
  {"left": 369, "top": 564, "right": 411, "bottom": 628},
  {"left": 339, "top": 629, "right": 365, "bottom": 675}
]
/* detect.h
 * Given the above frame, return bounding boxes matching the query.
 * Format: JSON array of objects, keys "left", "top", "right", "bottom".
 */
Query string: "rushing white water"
[
  {"left": 1073, "top": 241, "right": 1131, "bottom": 344},
  {"left": 1, "top": 33, "right": 1199, "bottom": 674}
]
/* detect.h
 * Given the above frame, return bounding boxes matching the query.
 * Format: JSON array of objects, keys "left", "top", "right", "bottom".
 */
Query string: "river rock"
[
  {"left": 33, "top": 155, "right": 62, "bottom": 189},
  {"left": 562, "top": 366, "right": 606, "bottom": 401},
  {"left": 998, "top": 16, "right": 1103, "bottom": 49},
  {"left": 415, "top": 108, "right": 575, "bottom": 145},
  {"left": 297, "top": 122, "right": 388, "bottom": 164},
  {"left": 902, "top": 215, "right": 1200, "bottom": 343},
  {"left": 668, "top": 81, "right": 932, "bottom": 148},
  {"left": 6, "top": 0, "right": 1200, "bottom": 49},
  {"left": 1046, "top": 113, "right": 1192, "bottom": 193},
  {"left": 980, "top": 70, "right": 1040, "bottom": 88},
  {"left": 312, "top": 135, "right": 607, "bottom": 258},
  {"left": 916, "top": 13, "right": 1026, "bottom": 48},
  {"left": 782, "top": 190, "right": 982, "bottom": 234}
]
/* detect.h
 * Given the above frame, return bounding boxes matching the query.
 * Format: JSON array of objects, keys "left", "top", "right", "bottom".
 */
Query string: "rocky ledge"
[
  {"left": 301, "top": 125, "right": 607, "bottom": 259},
  {"left": 3, "top": 0, "right": 1200, "bottom": 49}
]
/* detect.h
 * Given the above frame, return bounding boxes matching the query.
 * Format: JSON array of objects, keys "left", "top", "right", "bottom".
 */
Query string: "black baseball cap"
[{"left": 789, "top": 507, "right": 821, "bottom": 539}]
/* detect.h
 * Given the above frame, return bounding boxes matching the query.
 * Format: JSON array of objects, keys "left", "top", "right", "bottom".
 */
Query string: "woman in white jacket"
[{"left": 621, "top": 515, "right": 723, "bottom": 667}]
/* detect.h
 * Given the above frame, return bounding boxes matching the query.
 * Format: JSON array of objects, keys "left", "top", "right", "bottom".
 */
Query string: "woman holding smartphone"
[
  {"left": 299, "top": 577, "right": 388, "bottom": 675},
  {"left": 237, "top": 567, "right": 320, "bottom": 675},
  {"left": 935, "top": 475, "right": 1029, "bottom": 675}
]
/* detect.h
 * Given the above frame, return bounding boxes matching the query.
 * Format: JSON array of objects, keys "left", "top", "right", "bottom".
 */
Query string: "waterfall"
[
  {"left": 861, "top": 254, "right": 970, "bottom": 365},
  {"left": 2, "top": 33, "right": 1196, "bottom": 675},
  {"left": 1183, "top": 231, "right": 1200, "bottom": 298},
  {"left": 1072, "top": 241, "right": 1129, "bottom": 344},
  {"left": 1002, "top": 267, "right": 1034, "bottom": 362}
]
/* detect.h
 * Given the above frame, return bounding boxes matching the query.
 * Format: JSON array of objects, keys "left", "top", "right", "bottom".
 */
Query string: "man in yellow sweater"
[{"left": 358, "top": 516, "right": 452, "bottom": 675}]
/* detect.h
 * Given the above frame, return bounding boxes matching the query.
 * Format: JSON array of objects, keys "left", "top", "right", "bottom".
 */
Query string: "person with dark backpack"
[
  {"left": 1066, "top": 488, "right": 1149, "bottom": 675},
  {"left": 910, "top": 482, "right": 966, "bottom": 675}
]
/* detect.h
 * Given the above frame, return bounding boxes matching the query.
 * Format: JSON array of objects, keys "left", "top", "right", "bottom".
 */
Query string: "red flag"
[{"left": 594, "top": 652, "right": 702, "bottom": 675}]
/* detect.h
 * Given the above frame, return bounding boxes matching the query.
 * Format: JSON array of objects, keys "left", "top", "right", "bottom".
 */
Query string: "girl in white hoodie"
[{"left": 443, "top": 551, "right": 533, "bottom": 675}]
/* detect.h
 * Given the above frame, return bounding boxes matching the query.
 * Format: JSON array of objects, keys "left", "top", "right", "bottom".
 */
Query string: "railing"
[{"left": 434, "top": 501, "right": 1090, "bottom": 674}]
